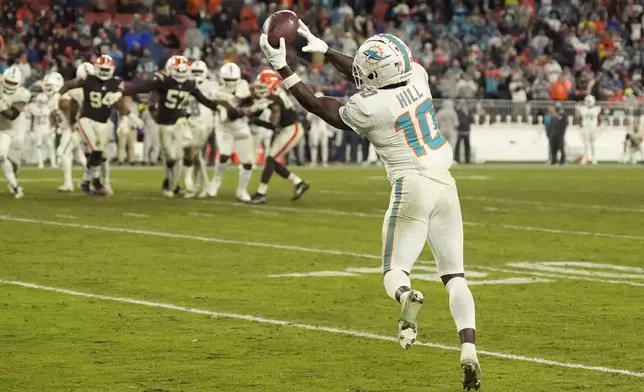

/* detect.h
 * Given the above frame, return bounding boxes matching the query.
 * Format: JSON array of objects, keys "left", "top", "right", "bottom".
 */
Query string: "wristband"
[{"left": 283, "top": 74, "right": 302, "bottom": 89}]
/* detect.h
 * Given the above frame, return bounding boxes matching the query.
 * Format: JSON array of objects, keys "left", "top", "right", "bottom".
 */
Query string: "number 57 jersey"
[{"left": 339, "top": 63, "right": 454, "bottom": 186}]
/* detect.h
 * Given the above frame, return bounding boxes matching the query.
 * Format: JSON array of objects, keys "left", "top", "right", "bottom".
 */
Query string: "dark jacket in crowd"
[{"left": 457, "top": 109, "right": 471, "bottom": 134}]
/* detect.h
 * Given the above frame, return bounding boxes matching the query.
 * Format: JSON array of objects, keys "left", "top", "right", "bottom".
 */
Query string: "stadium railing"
[{"left": 434, "top": 99, "right": 644, "bottom": 127}]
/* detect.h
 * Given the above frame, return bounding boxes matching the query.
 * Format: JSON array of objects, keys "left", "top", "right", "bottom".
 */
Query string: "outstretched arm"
[
  {"left": 122, "top": 80, "right": 159, "bottom": 96},
  {"left": 298, "top": 20, "right": 353, "bottom": 79},
  {"left": 261, "top": 35, "right": 350, "bottom": 131},
  {"left": 59, "top": 78, "right": 84, "bottom": 95},
  {"left": 324, "top": 49, "right": 354, "bottom": 79},
  {"left": 192, "top": 89, "right": 244, "bottom": 120}
]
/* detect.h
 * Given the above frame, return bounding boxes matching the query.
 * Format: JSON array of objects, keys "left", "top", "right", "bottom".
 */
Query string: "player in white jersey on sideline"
[
  {"left": 51, "top": 65, "right": 89, "bottom": 191},
  {"left": 259, "top": 24, "right": 481, "bottom": 390},
  {"left": 184, "top": 60, "right": 216, "bottom": 198},
  {"left": 0, "top": 66, "right": 31, "bottom": 198},
  {"left": 307, "top": 91, "right": 330, "bottom": 166},
  {"left": 25, "top": 93, "right": 55, "bottom": 169},
  {"left": 205, "top": 63, "right": 254, "bottom": 202},
  {"left": 577, "top": 95, "right": 602, "bottom": 165}
]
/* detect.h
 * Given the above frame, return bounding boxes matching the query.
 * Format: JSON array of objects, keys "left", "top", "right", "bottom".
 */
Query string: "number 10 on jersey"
[{"left": 394, "top": 98, "right": 446, "bottom": 157}]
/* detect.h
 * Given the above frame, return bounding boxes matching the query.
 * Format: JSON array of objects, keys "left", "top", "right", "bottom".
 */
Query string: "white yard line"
[
  {"left": 122, "top": 212, "right": 149, "bottom": 218},
  {"left": 188, "top": 212, "right": 216, "bottom": 218},
  {"left": 54, "top": 214, "right": 78, "bottom": 220},
  {"left": 476, "top": 266, "right": 644, "bottom": 287},
  {"left": 1, "top": 279, "right": 642, "bottom": 379},
  {"left": 0, "top": 216, "right": 380, "bottom": 260},
  {"left": 461, "top": 196, "right": 644, "bottom": 213}
]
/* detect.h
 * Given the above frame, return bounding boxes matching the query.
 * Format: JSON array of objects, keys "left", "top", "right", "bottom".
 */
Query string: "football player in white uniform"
[
  {"left": 0, "top": 66, "right": 31, "bottom": 198},
  {"left": 204, "top": 63, "right": 254, "bottom": 202},
  {"left": 577, "top": 95, "right": 602, "bottom": 165},
  {"left": 260, "top": 25, "right": 481, "bottom": 390},
  {"left": 54, "top": 64, "right": 88, "bottom": 191},
  {"left": 25, "top": 92, "right": 55, "bottom": 169},
  {"left": 307, "top": 91, "right": 330, "bottom": 166},
  {"left": 622, "top": 120, "right": 644, "bottom": 164},
  {"left": 184, "top": 60, "right": 216, "bottom": 198}
]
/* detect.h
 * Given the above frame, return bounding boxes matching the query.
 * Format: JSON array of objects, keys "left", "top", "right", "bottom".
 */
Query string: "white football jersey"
[
  {"left": 214, "top": 79, "right": 250, "bottom": 130},
  {"left": 0, "top": 87, "right": 31, "bottom": 131},
  {"left": 26, "top": 102, "right": 51, "bottom": 128},
  {"left": 578, "top": 105, "right": 601, "bottom": 129},
  {"left": 340, "top": 63, "right": 454, "bottom": 184},
  {"left": 188, "top": 79, "right": 218, "bottom": 122}
]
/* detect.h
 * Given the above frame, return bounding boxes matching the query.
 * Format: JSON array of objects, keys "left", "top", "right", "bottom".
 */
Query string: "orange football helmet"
[
  {"left": 254, "top": 69, "right": 281, "bottom": 97},
  {"left": 94, "top": 54, "right": 115, "bottom": 80}
]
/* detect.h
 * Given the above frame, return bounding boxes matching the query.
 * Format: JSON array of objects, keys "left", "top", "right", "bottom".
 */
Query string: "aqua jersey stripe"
[
  {"left": 383, "top": 178, "right": 404, "bottom": 271},
  {"left": 380, "top": 34, "right": 411, "bottom": 73}
]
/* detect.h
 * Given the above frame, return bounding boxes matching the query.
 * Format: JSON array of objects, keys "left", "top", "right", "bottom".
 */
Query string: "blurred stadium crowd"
[
  {"left": 2, "top": 0, "right": 644, "bottom": 165},
  {"left": 3, "top": 0, "right": 644, "bottom": 103}
]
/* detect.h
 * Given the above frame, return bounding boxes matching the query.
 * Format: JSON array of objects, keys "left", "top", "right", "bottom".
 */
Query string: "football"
[{"left": 263, "top": 10, "right": 299, "bottom": 47}]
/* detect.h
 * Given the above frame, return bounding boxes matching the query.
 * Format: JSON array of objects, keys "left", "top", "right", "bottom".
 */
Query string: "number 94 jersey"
[
  {"left": 81, "top": 75, "right": 123, "bottom": 123},
  {"left": 339, "top": 63, "right": 454, "bottom": 185}
]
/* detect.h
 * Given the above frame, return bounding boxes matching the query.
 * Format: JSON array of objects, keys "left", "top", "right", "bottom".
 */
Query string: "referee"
[{"left": 548, "top": 103, "right": 567, "bottom": 165}]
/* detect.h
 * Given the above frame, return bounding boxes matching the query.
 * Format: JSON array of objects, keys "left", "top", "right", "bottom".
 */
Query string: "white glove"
[
  {"left": 0, "top": 98, "right": 9, "bottom": 112},
  {"left": 128, "top": 113, "right": 144, "bottom": 129},
  {"left": 298, "top": 20, "right": 328, "bottom": 54},
  {"left": 104, "top": 91, "right": 123, "bottom": 106},
  {"left": 259, "top": 34, "right": 288, "bottom": 70}
]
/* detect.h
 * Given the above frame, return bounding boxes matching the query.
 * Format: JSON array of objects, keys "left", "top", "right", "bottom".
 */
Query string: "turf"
[{"left": 0, "top": 164, "right": 643, "bottom": 392}]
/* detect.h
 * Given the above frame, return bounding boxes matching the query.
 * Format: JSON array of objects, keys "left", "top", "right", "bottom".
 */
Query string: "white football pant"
[{"left": 309, "top": 123, "right": 329, "bottom": 165}]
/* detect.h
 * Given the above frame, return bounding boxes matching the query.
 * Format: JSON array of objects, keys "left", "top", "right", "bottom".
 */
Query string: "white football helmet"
[
  {"left": 43, "top": 72, "right": 64, "bottom": 96},
  {"left": 1, "top": 66, "right": 22, "bottom": 95},
  {"left": 190, "top": 60, "right": 209, "bottom": 83},
  {"left": 584, "top": 94, "right": 596, "bottom": 107},
  {"left": 220, "top": 63, "right": 241, "bottom": 90},
  {"left": 77, "top": 62, "right": 95, "bottom": 80},
  {"left": 94, "top": 54, "right": 115, "bottom": 80},
  {"left": 35, "top": 92, "right": 48, "bottom": 107},
  {"left": 352, "top": 34, "right": 413, "bottom": 90},
  {"left": 165, "top": 55, "right": 191, "bottom": 83}
]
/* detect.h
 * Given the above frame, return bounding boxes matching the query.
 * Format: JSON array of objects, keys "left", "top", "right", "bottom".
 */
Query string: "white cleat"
[
  {"left": 163, "top": 190, "right": 174, "bottom": 198},
  {"left": 184, "top": 191, "right": 196, "bottom": 199},
  {"left": 13, "top": 185, "right": 24, "bottom": 199},
  {"left": 461, "top": 344, "right": 482, "bottom": 391},
  {"left": 197, "top": 187, "right": 209, "bottom": 198},
  {"left": 38, "top": 163, "right": 44, "bottom": 170},
  {"left": 58, "top": 184, "right": 74, "bottom": 192},
  {"left": 397, "top": 290, "right": 424, "bottom": 349},
  {"left": 236, "top": 189, "right": 251, "bottom": 203},
  {"left": 206, "top": 179, "right": 221, "bottom": 198}
]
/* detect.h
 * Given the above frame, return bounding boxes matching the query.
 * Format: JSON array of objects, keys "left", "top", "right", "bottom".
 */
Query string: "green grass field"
[{"left": 1, "top": 164, "right": 643, "bottom": 392}]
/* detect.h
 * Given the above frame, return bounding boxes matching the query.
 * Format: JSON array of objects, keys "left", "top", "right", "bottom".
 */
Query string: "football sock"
[
  {"left": 445, "top": 277, "right": 476, "bottom": 334},
  {"left": 257, "top": 182, "right": 269, "bottom": 195},
  {"left": 288, "top": 172, "right": 302, "bottom": 185},
  {"left": 62, "top": 154, "right": 73, "bottom": 186},
  {"left": 101, "top": 160, "right": 110, "bottom": 188},
  {"left": 238, "top": 167, "right": 252, "bottom": 191},
  {"left": 1, "top": 159, "right": 18, "bottom": 188},
  {"left": 384, "top": 269, "right": 411, "bottom": 302}
]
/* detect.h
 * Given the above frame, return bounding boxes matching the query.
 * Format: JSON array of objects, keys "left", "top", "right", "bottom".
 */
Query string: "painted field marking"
[
  {"left": 0, "top": 216, "right": 381, "bottom": 260},
  {"left": 188, "top": 212, "right": 215, "bottom": 218},
  {"left": 321, "top": 189, "right": 644, "bottom": 214},
  {"left": 251, "top": 210, "right": 280, "bottom": 216},
  {"left": 132, "top": 196, "right": 644, "bottom": 241},
  {"left": 1, "top": 279, "right": 641, "bottom": 378},
  {"left": 122, "top": 212, "right": 149, "bottom": 218},
  {"left": 54, "top": 214, "right": 78, "bottom": 220},
  {"left": 477, "top": 266, "right": 644, "bottom": 288}
]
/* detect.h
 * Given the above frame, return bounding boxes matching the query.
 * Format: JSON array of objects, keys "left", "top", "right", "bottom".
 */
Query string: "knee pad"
[
  {"left": 242, "top": 163, "right": 253, "bottom": 171},
  {"left": 183, "top": 156, "right": 193, "bottom": 167},
  {"left": 219, "top": 155, "right": 230, "bottom": 164},
  {"left": 165, "top": 159, "right": 175, "bottom": 169}
]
